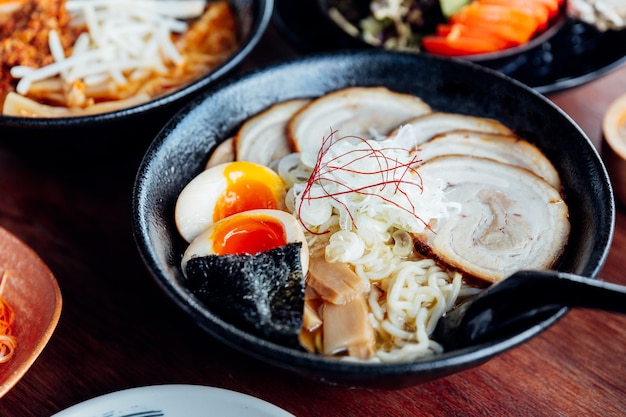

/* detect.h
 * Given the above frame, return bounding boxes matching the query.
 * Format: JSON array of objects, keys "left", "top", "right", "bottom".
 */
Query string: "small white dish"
[{"left": 51, "top": 384, "right": 295, "bottom": 417}]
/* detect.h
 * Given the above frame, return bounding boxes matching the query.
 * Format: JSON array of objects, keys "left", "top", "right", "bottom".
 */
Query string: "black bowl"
[
  {"left": 132, "top": 50, "right": 614, "bottom": 389},
  {"left": 0, "top": 0, "right": 273, "bottom": 160},
  {"left": 314, "top": 0, "right": 566, "bottom": 68}
]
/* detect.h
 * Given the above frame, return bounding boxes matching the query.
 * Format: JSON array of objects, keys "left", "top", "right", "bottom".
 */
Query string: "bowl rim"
[
  {"left": 132, "top": 49, "right": 615, "bottom": 387},
  {"left": 0, "top": 0, "right": 275, "bottom": 127}
]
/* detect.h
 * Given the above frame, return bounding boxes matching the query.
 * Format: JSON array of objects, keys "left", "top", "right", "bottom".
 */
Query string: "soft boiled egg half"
[
  {"left": 175, "top": 161, "right": 287, "bottom": 243},
  {"left": 181, "top": 209, "right": 310, "bottom": 276}
]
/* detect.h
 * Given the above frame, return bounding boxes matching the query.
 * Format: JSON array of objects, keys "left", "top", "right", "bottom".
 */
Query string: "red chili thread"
[{"left": 297, "top": 129, "right": 429, "bottom": 235}]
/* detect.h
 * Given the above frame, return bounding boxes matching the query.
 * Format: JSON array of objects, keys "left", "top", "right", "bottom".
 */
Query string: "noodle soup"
[
  {"left": 0, "top": 0, "right": 240, "bottom": 117},
  {"left": 175, "top": 86, "right": 570, "bottom": 363}
]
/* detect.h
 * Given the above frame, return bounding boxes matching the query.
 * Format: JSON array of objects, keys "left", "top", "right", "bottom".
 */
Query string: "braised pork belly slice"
[
  {"left": 413, "top": 155, "right": 570, "bottom": 283},
  {"left": 390, "top": 111, "right": 515, "bottom": 149},
  {"left": 205, "top": 137, "right": 235, "bottom": 169},
  {"left": 234, "top": 98, "right": 311, "bottom": 167},
  {"left": 416, "top": 130, "right": 561, "bottom": 189},
  {"left": 287, "top": 86, "right": 432, "bottom": 156},
  {"left": 306, "top": 256, "right": 367, "bottom": 304}
]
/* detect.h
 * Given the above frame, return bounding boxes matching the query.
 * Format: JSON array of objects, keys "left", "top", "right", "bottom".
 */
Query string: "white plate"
[{"left": 51, "top": 384, "right": 295, "bottom": 417}]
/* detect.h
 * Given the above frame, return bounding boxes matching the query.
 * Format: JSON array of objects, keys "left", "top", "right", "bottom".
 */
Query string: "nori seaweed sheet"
[{"left": 185, "top": 242, "right": 305, "bottom": 348}]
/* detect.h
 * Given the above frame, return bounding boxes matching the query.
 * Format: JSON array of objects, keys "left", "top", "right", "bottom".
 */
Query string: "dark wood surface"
[{"left": 2, "top": 23, "right": 626, "bottom": 416}]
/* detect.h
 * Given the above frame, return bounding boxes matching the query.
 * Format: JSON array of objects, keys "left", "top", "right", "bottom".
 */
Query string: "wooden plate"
[{"left": 0, "top": 226, "right": 62, "bottom": 397}]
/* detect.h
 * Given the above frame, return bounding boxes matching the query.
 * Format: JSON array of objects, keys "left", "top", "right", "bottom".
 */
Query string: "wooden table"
[{"left": 2, "top": 22, "right": 626, "bottom": 417}]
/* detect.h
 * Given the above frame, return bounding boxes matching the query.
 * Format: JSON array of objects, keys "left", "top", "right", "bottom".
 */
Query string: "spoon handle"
[
  {"left": 434, "top": 270, "right": 626, "bottom": 350},
  {"left": 545, "top": 270, "right": 626, "bottom": 314}
]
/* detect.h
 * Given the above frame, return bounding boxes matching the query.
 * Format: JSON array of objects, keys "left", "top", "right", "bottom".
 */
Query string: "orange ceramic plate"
[{"left": 0, "top": 226, "right": 62, "bottom": 397}]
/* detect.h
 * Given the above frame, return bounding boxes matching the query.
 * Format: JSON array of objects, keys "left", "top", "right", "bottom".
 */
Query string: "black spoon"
[{"left": 433, "top": 269, "right": 626, "bottom": 350}]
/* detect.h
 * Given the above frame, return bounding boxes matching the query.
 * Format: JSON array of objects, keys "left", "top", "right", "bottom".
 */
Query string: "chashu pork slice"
[
  {"left": 413, "top": 155, "right": 570, "bottom": 283},
  {"left": 391, "top": 112, "right": 515, "bottom": 149},
  {"left": 234, "top": 98, "right": 311, "bottom": 167},
  {"left": 287, "top": 86, "right": 432, "bottom": 156},
  {"left": 416, "top": 130, "right": 561, "bottom": 189},
  {"left": 205, "top": 137, "right": 236, "bottom": 169}
]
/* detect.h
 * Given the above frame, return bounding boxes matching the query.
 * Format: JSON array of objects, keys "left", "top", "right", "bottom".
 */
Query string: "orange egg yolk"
[
  {"left": 211, "top": 214, "right": 288, "bottom": 255},
  {"left": 213, "top": 162, "right": 285, "bottom": 222}
]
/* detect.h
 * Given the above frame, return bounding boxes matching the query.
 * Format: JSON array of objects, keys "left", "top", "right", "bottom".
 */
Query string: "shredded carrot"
[{"left": 0, "top": 271, "right": 16, "bottom": 364}]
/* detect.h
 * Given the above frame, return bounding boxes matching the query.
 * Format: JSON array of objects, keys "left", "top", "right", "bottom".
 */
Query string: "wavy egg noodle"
[
  {"left": 281, "top": 140, "right": 462, "bottom": 362},
  {"left": 370, "top": 259, "right": 461, "bottom": 362}
]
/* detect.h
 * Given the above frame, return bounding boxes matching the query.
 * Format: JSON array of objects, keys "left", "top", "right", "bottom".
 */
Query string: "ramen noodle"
[
  {"left": 0, "top": 0, "right": 239, "bottom": 117},
  {"left": 281, "top": 129, "right": 472, "bottom": 362}
]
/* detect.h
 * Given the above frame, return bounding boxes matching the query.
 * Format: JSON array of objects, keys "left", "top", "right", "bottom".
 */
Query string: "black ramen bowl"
[
  {"left": 0, "top": 0, "right": 273, "bottom": 161},
  {"left": 132, "top": 50, "right": 614, "bottom": 389},
  {"left": 310, "top": 0, "right": 565, "bottom": 69}
]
